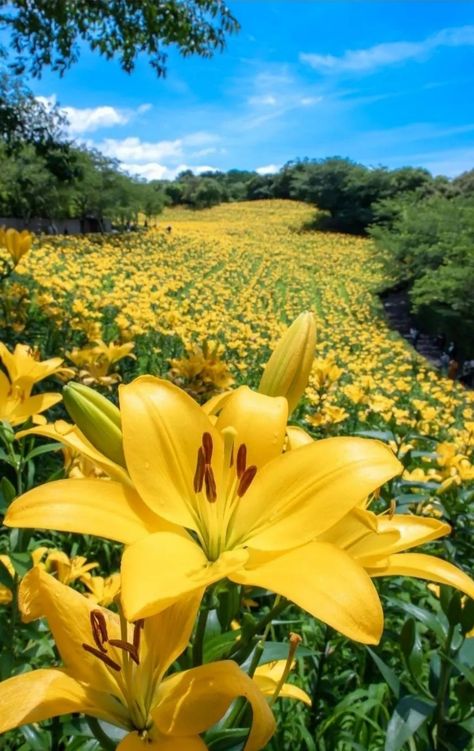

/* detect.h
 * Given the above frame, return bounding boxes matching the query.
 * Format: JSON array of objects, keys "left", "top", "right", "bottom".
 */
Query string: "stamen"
[
  {"left": 193, "top": 446, "right": 205, "bottom": 493},
  {"left": 237, "top": 465, "right": 257, "bottom": 497},
  {"left": 82, "top": 643, "right": 121, "bottom": 671},
  {"left": 236, "top": 444, "right": 247, "bottom": 478},
  {"left": 202, "top": 432, "right": 213, "bottom": 463},
  {"left": 109, "top": 638, "right": 140, "bottom": 665},
  {"left": 133, "top": 619, "right": 145, "bottom": 653},
  {"left": 204, "top": 465, "right": 217, "bottom": 502},
  {"left": 90, "top": 609, "right": 109, "bottom": 653}
]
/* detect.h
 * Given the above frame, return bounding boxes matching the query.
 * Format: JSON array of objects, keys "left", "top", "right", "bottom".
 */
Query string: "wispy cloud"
[
  {"left": 256, "top": 164, "right": 281, "bottom": 175},
  {"left": 121, "top": 162, "right": 217, "bottom": 181},
  {"left": 300, "top": 25, "right": 474, "bottom": 74}
]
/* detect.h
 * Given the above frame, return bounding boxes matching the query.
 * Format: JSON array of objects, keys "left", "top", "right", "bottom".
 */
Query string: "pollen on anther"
[
  {"left": 193, "top": 446, "right": 205, "bottom": 493},
  {"left": 202, "top": 432, "right": 213, "bottom": 463},
  {"left": 236, "top": 444, "right": 247, "bottom": 478},
  {"left": 237, "top": 465, "right": 257, "bottom": 497}
]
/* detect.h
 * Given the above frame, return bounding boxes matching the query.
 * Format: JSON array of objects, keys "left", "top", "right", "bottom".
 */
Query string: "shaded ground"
[{"left": 381, "top": 287, "right": 441, "bottom": 366}]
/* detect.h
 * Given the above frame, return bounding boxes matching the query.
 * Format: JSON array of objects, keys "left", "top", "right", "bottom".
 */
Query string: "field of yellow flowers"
[{"left": 1, "top": 200, "right": 474, "bottom": 751}]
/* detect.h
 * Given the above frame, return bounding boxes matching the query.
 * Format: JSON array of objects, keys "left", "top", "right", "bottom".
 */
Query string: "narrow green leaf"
[
  {"left": 366, "top": 647, "right": 401, "bottom": 699},
  {"left": 385, "top": 696, "right": 435, "bottom": 751}
]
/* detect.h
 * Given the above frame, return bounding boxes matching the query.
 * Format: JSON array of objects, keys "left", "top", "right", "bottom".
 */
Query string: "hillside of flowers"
[{"left": 0, "top": 201, "right": 473, "bottom": 751}]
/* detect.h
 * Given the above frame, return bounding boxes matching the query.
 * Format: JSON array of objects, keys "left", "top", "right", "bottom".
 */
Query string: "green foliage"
[
  {"left": 370, "top": 195, "right": 474, "bottom": 351},
  {"left": 0, "top": 1, "right": 240, "bottom": 78}
]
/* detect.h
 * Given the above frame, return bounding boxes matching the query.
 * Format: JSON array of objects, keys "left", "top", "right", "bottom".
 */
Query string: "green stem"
[
  {"left": 228, "top": 597, "right": 288, "bottom": 662},
  {"left": 433, "top": 622, "right": 455, "bottom": 750},
  {"left": 86, "top": 717, "right": 117, "bottom": 750},
  {"left": 192, "top": 596, "right": 211, "bottom": 667}
]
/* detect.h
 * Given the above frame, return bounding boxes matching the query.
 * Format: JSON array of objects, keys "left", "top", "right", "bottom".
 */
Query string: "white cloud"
[
  {"left": 97, "top": 136, "right": 184, "bottom": 163},
  {"left": 122, "top": 162, "right": 217, "bottom": 181},
  {"left": 299, "top": 96, "right": 323, "bottom": 106},
  {"left": 35, "top": 95, "right": 153, "bottom": 134},
  {"left": 300, "top": 24, "right": 474, "bottom": 74},
  {"left": 256, "top": 164, "right": 281, "bottom": 175}
]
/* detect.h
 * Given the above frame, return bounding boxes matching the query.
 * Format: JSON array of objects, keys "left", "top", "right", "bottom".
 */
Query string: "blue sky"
[{"left": 28, "top": 1, "right": 474, "bottom": 180}]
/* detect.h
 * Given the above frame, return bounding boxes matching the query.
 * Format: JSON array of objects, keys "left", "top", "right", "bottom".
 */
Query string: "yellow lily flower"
[
  {"left": 0, "top": 567, "right": 274, "bottom": 750},
  {"left": 6, "top": 377, "right": 402, "bottom": 644},
  {"left": 1, "top": 228, "right": 32, "bottom": 266},
  {"left": 0, "top": 343, "right": 64, "bottom": 426},
  {"left": 320, "top": 507, "right": 474, "bottom": 600},
  {"left": 0, "top": 555, "right": 14, "bottom": 605}
]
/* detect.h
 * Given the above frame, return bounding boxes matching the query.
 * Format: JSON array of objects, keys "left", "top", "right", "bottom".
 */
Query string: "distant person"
[
  {"left": 447, "top": 359, "right": 459, "bottom": 380},
  {"left": 166, "top": 225, "right": 172, "bottom": 234},
  {"left": 439, "top": 352, "right": 450, "bottom": 374},
  {"left": 409, "top": 326, "right": 420, "bottom": 349}
]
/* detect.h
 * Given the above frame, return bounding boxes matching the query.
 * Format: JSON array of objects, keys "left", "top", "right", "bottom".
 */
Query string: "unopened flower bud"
[
  {"left": 259, "top": 312, "right": 316, "bottom": 414},
  {"left": 63, "top": 383, "right": 125, "bottom": 467}
]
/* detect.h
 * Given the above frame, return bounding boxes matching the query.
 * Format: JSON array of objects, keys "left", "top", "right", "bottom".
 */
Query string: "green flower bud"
[
  {"left": 63, "top": 383, "right": 125, "bottom": 467},
  {"left": 258, "top": 312, "right": 316, "bottom": 415}
]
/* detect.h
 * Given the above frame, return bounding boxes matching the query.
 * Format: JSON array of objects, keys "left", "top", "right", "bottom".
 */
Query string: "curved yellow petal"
[
  {"left": 232, "top": 437, "right": 402, "bottom": 551},
  {"left": 202, "top": 390, "right": 233, "bottom": 416},
  {"left": 154, "top": 661, "right": 275, "bottom": 751},
  {"left": 253, "top": 672, "right": 311, "bottom": 705},
  {"left": 232, "top": 542, "right": 384, "bottom": 644},
  {"left": 17, "top": 421, "right": 131, "bottom": 484},
  {"left": 286, "top": 425, "right": 313, "bottom": 450},
  {"left": 0, "top": 669, "right": 116, "bottom": 733},
  {"left": 5, "top": 479, "right": 164, "bottom": 544},
  {"left": 319, "top": 507, "right": 378, "bottom": 549},
  {"left": 9, "top": 392, "right": 62, "bottom": 425},
  {"left": 118, "top": 731, "right": 207, "bottom": 750},
  {"left": 369, "top": 553, "right": 474, "bottom": 600},
  {"left": 141, "top": 593, "right": 203, "bottom": 687},
  {"left": 120, "top": 376, "right": 223, "bottom": 531},
  {"left": 19, "top": 567, "right": 122, "bottom": 697},
  {"left": 121, "top": 532, "right": 248, "bottom": 620},
  {"left": 373, "top": 516, "right": 451, "bottom": 556},
  {"left": 216, "top": 386, "right": 288, "bottom": 469}
]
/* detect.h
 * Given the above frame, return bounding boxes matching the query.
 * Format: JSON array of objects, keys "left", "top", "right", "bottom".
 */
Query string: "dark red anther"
[
  {"left": 90, "top": 610, "right": 109, "bottom": 653},
  {"left": 193, "top": 446, "right": 205, "bottom": 493},
  {"left": 133, "top": 619, "right": 144, "bottom": 653},
  {"left": 204, "top": 464, "right": 217, "bottom": 502},
  {"left": 236, "top": 444, "right": 247, "bottom": 479},
  {"left": 109, "top": 638, "right": 140, "bottom": 665},
  {"left": 202, "top": 432, "right": 213, "bottom": 463},
  {"left": 237, "top": 465, "right": 257, "bottom": 497},
  {"left": 82, "top": 643, "right": 121, "bottom": 671}
]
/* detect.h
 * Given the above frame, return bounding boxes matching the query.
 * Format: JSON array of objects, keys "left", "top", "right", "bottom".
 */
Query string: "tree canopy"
[{"left": 0, "top": 0, "right": 239, "bottom": 77}]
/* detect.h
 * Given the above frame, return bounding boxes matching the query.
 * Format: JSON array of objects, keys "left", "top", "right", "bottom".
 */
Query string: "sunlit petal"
[
  {"left": 121, "top": 532, "right": 248, "bottom": 620},
  {"left": 232, "top": 542, "right": 384, "bottom": 644},
  {"left": 120, "top": 376, "right": 223, "bottom": 530},
  {"left": 216, "top": 386, "right": 287, "bottom": 468},
  {"left": 232, "top": 437, "right": 402, "bottom": 551},
  {"left": 5, "top": 479, "right": 164, "bottom": 544},
  {"left": 369, "top": 553, "right": 474, "bottom": 600},
  {"left": 154, "top": 661, "right": 275, "bottom": 751},
  {"left": 118, "top": 732, "right": 206, "bottom": 750}
]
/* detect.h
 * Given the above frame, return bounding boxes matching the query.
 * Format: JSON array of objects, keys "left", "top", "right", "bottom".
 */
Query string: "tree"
[
  {"left": 0, "top": 1, "right": 240, "bottom": 78},
  {"left": 0, "top": 72, "right": 66, "bottom": 149}
]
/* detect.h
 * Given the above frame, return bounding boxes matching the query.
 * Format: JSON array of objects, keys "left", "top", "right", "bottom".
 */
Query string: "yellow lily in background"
[
  {"left": 0, "top": 227, "right": 32, "bottom": 266},
  {"left": 320, "top": 506, "right": 474, "bottom": 599},
  {"left": 6, "top": 376, "right": 402, "bottom": 644},
  {"left": 0, "top": 342, "right": 66, "bottom": 426},
  {"left": 0, "top": 555, "right": 14, "bottom": 605},
  {"left": 0, "top": 567, "right": 274, "bottom": 750},
  {"left": 66, "top": 339, "right": 135, "bottom": 388}
]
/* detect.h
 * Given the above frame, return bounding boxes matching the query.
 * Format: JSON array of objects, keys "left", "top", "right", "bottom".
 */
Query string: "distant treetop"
[{"left": 0, "top": 0, "right": 239, "bottom": 77}]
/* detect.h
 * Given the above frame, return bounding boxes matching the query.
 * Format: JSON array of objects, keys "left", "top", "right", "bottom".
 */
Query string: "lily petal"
[
  {"left": 231, "top": 437, "right": 402, "bottom": 551},
  {"left": 232, "top": 542, "right": 384, "bottom": 644},
  {"left": 373, "top": 516, "right": 451, "bottom": 556},
  {"left": 19, "top": 567, "right": 122, "bottom": 697},
  {"left": 118, "top": 732, "right": 206, "bottom": 750},
  {"left": 216, "top": 386, "right": 287, "bottom": 469},
  {"left": 369, "top": 553, "right": 474, "bottom": 600},
  {"left": 120, "top": 376, "right": 223, "bottom": 531},
  {"left": 5, "top": 479, "right": 164, "bottom": 544},
  {"left": 17, "top": 421, "right": 131, "bottom": 484},
  {"left": 0, "top": 669, "right": 110, "bottom": 733},
  {"left": 121, "top": 532, "right": 248, "bottom": 620},
  {"left": 254, "top": 672, "right": 311, "bottom": 705},
  {"left": 154, "top": 661, "right": 275, "bottom": 751},
  {"left": 286, "top": 425, "right": 313, "bottom": 450},
  {"left": 9, "top": 392, "right": 62, "bottom": 425}
]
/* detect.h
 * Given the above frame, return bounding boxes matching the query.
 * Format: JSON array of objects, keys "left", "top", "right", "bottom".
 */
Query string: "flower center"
[{"left": 192, "top": 431, "right": 257, "bottom": 560}]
